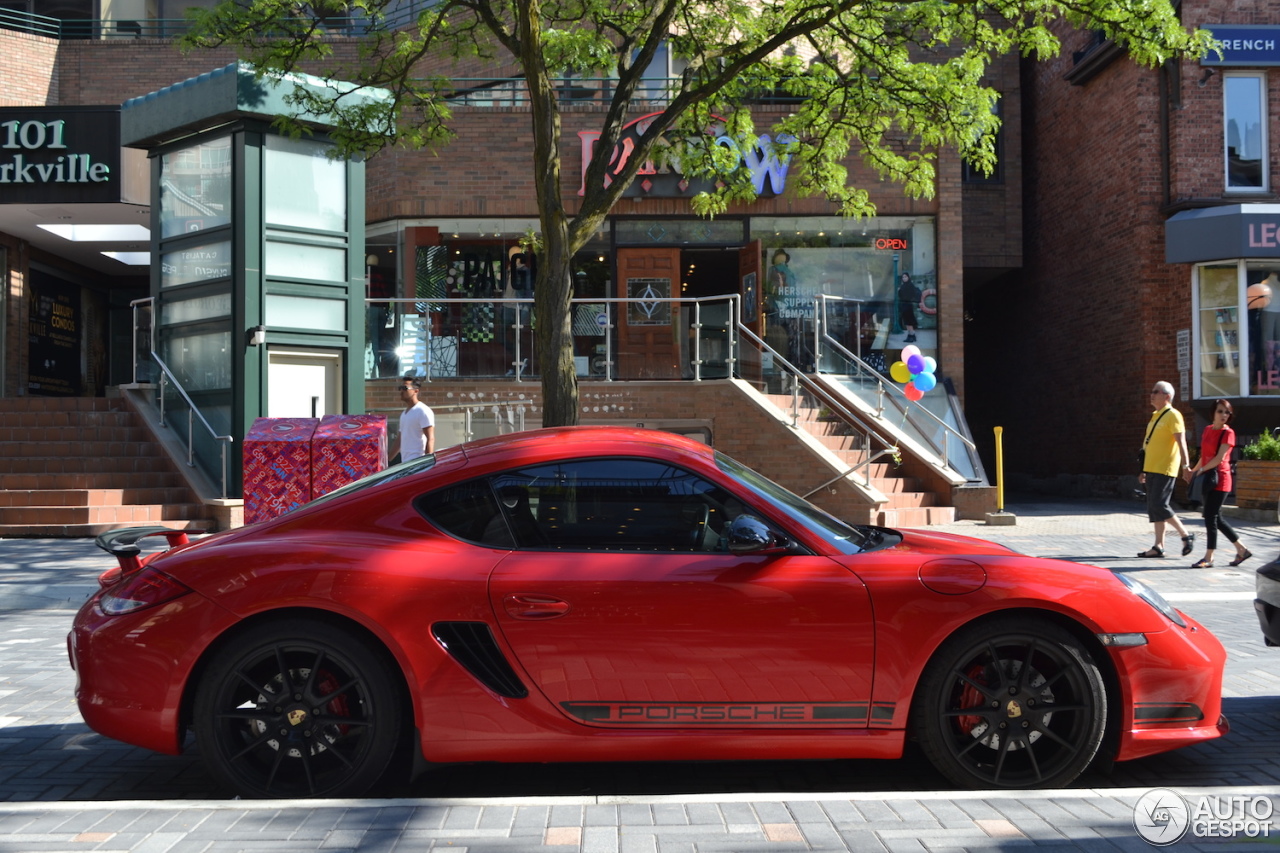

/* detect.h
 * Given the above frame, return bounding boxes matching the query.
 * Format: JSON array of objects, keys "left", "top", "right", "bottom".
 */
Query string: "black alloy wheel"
[
  {"left": 193, "top": 619, "right": 405, "bottom": 799},
  {"left": 911, "top": 616, "right": 1107, "bottom": 789}
]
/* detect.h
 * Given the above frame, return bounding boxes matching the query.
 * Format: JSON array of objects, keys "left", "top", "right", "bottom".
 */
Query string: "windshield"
[
  {"left": 305, "top": 453, "right": 438, "bottom": 507},
  {"left": 715, "top": 451, "right": 872, "bottom": 554}
]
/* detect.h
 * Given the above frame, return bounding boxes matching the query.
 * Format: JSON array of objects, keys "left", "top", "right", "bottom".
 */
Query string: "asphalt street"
[{"left": 1, "top": 494, "right": 1279, "bottom": 851}]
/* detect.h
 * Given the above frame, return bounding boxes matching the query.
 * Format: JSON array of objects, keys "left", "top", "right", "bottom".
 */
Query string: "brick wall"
[
  {"left": 962, "top": 52, "right": 1023, "bottom": 271},
  {"left": 0, "top": 31, "right": 59, "bottom": 105}
]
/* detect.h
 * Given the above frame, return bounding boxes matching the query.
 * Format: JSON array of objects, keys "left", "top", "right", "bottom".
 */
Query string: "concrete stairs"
[
  {"left": 765, "top": 394, "right": 955, "bottom": 527},
  {"left": 0, "top": 397, "right": 216, "bottom": 537}
]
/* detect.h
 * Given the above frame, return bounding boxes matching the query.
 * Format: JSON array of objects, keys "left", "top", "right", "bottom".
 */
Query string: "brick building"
[
  {"left": 0, "top": 5, "right": 1026, "bottom": 528},
  {"left": 969, "top": 3, "right": 1280, "bottom": 488}
]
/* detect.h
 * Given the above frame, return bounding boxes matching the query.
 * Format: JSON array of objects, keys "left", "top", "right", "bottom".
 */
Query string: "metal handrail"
[
  {"left": 734, "top": 320, "right": 899, "bottom": 495},
  {"left": 814, "top": 294, "right": 977, "bottom": 468},
  {"left": 149, "top": 350, "right": 234, "bottom": 499}
]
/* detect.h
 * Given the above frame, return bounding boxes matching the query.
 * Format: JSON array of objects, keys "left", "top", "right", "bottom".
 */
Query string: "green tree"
[{"left": 185, "top": 0, "right": 1212, "bottom": 426}]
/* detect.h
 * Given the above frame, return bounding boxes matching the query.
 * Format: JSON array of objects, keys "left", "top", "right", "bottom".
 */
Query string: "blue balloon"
[
  {"left": 914, "top": 371, "right": 937, "bottom": 392},
  {"left": 923, "top": 356, "right": 937, "bottom": 373}
]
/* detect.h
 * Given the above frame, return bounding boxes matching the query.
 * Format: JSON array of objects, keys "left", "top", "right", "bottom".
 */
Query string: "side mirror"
[{"left": 726, "top": 515, "right": 793, "bottom": 555}]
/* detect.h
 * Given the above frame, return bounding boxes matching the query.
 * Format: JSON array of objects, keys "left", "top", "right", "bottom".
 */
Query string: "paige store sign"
[{"left": 0, "top": 107, "right": 121, "bottom": 204}]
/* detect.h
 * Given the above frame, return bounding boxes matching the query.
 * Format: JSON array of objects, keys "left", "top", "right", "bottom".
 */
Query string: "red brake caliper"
[{"left": 957, "top": 664, "right": 987, "bottom": 734}]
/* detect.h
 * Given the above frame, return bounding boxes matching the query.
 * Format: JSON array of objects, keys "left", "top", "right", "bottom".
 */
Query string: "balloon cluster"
[{"left": 888, "top": 345, "right": 937, "bottom": 402}]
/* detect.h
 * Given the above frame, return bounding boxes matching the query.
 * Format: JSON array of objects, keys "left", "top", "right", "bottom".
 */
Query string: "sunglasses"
[{"left": 397, "top": 385, "right": 413, "bottom": 391}]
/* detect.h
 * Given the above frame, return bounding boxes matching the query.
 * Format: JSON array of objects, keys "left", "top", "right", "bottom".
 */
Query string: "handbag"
[{"left": 1202, "top": 468, "right": 1221, "bottom": 490}]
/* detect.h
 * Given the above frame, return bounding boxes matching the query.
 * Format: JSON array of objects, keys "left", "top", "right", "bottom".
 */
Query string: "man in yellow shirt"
[{"left": 1138, "top": 381, "right": 1194, "bottom": 558}]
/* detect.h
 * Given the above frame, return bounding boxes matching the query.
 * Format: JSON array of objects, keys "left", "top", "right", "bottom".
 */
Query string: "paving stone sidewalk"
[{"left": 0, "top": 495, "right": 1278, "bottom": 851}]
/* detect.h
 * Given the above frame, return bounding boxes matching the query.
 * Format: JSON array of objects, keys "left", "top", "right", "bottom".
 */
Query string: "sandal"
[
  {"left": 1181, "top": 533, "right": 1196, "bottom": 556},
  {"left": 1229, "top": 549, "right": 1254, "bottom": 567},
  {"left": 1138, "top": 546, "right": 1165, "bottom": 558},
  {"left": 1191, "top": 557, "right": 1213, "bottom": 568}
]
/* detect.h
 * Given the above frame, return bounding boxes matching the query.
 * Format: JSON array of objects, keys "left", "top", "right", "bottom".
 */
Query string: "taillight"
[{"left": 99, "top": 567, "right": 193, "bottom": 615}]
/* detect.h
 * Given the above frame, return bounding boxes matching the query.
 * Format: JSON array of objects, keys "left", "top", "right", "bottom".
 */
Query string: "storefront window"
[
  {"left": 1198, "top": 264, "right": 1241, "bottom": 398},
  {"left": 1248, "top": 262, "right": 1280, "bottom": 396},
  {"left": 159, "top": 136, "right": 232, "bottom": 238},
  {"left": 750, "top": 216, "right": 936, "bottom": 373},
  {"left": 1194, "top": 261, "right": 1280, "bottom": 398}
]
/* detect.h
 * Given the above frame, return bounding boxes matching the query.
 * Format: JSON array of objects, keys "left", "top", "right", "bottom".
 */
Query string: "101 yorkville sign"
[
  {"left": 0, "top": 106, "right": 121, "bottom": 203},
  {"left": 0, "top": 120, "right": 111, "bottom": 184}
]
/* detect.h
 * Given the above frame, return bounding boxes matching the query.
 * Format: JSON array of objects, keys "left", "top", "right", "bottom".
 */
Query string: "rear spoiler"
[{"left": 94, "top": 526, "right": 191, "bottom": 585}]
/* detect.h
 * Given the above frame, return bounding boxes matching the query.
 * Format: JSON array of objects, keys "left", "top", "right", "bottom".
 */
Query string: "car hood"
[{"left": 886, "top": 528, "right": 1021, "bottom": 557}]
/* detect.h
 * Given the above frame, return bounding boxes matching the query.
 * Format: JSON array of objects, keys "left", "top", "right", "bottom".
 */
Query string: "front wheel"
[
  {"left": 911, "top": 616, "right": 1106, "bottom": 789},
  {"left": 193, "top": 619, "right": 405, "bottom": 798}
]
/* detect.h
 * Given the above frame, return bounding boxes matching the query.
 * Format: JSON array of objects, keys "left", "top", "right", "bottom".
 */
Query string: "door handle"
[{"left": 504, "top": 594, "right": 570, "bottom": 620}]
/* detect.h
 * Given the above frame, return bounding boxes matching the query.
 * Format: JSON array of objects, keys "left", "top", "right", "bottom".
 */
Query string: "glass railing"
[
  {"left": 812, "top": 295, "right": 985, "bottom": 482},
  {"left": 367, "top": 295, "right": 739, "bottom": 382},
  {"left": 151, "top": 351, "right": 235, "bottom": 499}
]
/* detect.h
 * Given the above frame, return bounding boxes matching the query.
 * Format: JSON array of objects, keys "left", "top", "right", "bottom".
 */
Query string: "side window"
[
  {"left": 416, "top": 479, "right": 512, "bottom": 548},
  {"left": 491, "top": 457, "right": 743, "bottom": 552}
]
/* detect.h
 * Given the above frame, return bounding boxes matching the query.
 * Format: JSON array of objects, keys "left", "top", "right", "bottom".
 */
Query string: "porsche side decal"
[{"left": 561, "top": 702, "right": 883, "bottom": 725}]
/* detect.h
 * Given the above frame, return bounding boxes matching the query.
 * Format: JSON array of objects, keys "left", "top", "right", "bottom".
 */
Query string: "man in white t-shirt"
[{"left": 397, "top": 377, "right": 435, "bottom": 462}]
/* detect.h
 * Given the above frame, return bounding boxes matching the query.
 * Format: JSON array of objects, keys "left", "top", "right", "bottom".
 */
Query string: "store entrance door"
[{"left": 616, "top": 247, "right": 681, "bottom": 378}]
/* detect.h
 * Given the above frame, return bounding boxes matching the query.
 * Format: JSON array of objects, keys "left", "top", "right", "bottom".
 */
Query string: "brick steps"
[
  {"left": 764, "top": 392, "right": 953, "bottom": 526},
  {"left": 0, "top": 397, "right": 214, "bottom": 537}
]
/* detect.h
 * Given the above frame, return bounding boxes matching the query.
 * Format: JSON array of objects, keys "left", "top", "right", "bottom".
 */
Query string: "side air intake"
[{"left": 431, "top": 622, "right": 529, "bottom": 699}]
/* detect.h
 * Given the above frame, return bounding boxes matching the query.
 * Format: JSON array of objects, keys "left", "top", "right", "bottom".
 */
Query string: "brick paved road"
[{"left": 0, "top": 496, "right": 1278, "bottom": 850}]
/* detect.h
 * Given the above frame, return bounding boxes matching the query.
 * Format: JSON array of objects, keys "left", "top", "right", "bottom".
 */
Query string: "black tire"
[
  {"left": 193, "top": 619, "right": 405, "bottom": 799},
  {"left": 911, "top": 616, "right": 1106, "bottom": 789}
]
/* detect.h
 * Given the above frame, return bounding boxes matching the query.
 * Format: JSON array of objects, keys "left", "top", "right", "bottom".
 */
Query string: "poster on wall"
[{"left": 27, "top": 272, "right": 81, "bottom": 396}]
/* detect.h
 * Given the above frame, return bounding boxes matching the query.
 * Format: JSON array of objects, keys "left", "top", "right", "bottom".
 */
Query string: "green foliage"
[
  {"left": 1242, "top": 429, "right": 1280, "bottom": 461},
  {"left": 179, "top": 0, "right": 1214, "bottom": 424}
]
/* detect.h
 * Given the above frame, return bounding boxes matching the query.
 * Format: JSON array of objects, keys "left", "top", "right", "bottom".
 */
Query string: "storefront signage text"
[
  {"left": 1248, "top": 221, "right": 1280, "bottom": 249},
  {"left": 0, "top": 107, "right": 121, "bottom": 204},
  {"left": 578, "top": 113, "right": 792, "bottom": 199},
  {"left": 875, "top": 237, "right": 909, "bottom": 250},
  {"left": 1202, "top": 25, "right": 1280, "bottom": 66},
  {"left": 0, "top": 120, "right": 111, "bottom": 185}
]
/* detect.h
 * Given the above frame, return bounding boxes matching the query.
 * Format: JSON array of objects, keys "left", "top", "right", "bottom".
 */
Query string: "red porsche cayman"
[{"left": 69, "top": 426, "right": 1226, "bottom": 798}]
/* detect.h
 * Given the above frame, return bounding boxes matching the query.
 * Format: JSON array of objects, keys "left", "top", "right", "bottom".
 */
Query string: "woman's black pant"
[{"left": 1202, "top": 488, "right": 1239, "bottom": 550}]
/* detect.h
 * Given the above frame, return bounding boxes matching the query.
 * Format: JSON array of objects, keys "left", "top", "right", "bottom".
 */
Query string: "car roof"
[{"left": 455, "top": 425, "right": 715, "bottom": 467}]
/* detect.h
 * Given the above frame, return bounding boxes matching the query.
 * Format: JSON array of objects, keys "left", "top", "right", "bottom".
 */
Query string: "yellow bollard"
[
  {"left": 994, "top": 425, "right": 1004, "bottom": 513},
  {"left": 986, "top": 426, "right": 1016, "bottom": 524}
]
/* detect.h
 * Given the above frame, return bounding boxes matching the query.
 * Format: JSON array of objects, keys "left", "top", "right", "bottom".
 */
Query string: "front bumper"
[{"left": 1113, "top": 611, "right": 1229, "bottom": 762}]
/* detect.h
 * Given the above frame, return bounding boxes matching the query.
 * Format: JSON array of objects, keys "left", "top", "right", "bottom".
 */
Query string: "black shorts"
[{"left": 1145, "top": 473, "right": 1176, "bottom": 522}]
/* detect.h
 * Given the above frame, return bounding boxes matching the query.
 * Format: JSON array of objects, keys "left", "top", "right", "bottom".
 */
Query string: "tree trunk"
[{"left": 536, "top": 224, "right": 579, "bottom": 427}]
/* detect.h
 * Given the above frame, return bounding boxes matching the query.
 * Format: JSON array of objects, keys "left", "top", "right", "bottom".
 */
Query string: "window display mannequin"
[{"left": 1257, "top": 271, "right": 1280, "bottom": 371}]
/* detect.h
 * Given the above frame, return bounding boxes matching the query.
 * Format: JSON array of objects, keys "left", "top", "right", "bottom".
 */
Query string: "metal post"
[
  {"left": 220, "top": 442, "right": 228, "bottom": 500},
  {"left": 513, "top": 299, "right": 523, "bottom": 382},
  {"left": 604, "top": 303, "right": 614, "bottom": 381},
  {"left": 726, "top": 295, "right": 737, "bottom": 377},
  {"left": 994, "top": 426, "right": 1005, "bottom": 513},
  {"left": 186, "top": 409, "right": 194, "bottom": 466},
  {"left": 425, "top": 308, "right": 433, "bottom": 382},
  {"left": 692, "top": 300, "right": 702, "bottom": 382},
  {"left": 790, "top": 374, "right": 800, "bottom": 428},
  {"left": 814, "top": 296, "right": 823, "bottom": 373},
  {"left": 158, "top": 373, "right": 167, "bottom": 427}
]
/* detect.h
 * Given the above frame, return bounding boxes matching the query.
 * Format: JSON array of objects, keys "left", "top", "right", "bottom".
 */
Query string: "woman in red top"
[{"left": 1185, "top": 399, "right": 1252, "bottom": 567}]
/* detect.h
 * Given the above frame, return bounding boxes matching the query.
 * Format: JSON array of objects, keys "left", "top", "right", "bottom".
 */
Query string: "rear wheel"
[
  {"left": 911, "top": 616, "right": 1106, "bottom": 789},
  {"left": 193, "top": 619, "right": 405, "bottom": 798}
]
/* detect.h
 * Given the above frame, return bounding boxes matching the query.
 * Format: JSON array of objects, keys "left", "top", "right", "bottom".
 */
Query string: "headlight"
[{"left": 1116, "top": 572, "right": 1187, "bottom": 628}]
